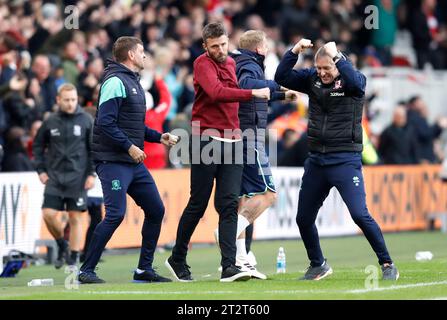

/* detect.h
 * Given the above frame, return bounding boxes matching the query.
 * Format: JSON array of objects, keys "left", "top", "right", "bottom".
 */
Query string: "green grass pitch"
[{"left": 1, "top": 231, "right": 446, "bottom": 300}]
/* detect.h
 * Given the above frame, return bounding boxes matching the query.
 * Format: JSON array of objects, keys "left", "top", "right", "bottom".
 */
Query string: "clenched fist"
[
  {"left": 323, "top": 42, "right": 338, "bottom": 59},
  {"left": 292, "top": 39, "right": 313, "bottom": 54},
  {"left": 285, "top": 90, "right": 300, "bottom": 101},
  {"left": 161, "top": 133, "right": 180, "bottom": 146},
  {"left": 128, "top": 144, "right": 147, "bottom": 163}
]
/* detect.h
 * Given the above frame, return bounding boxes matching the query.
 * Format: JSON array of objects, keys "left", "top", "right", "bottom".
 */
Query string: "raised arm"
[
  {"left": 238, "top": 68, "right": 285, "bottom": 101},
  {"left": 335, "top": 59, "right": 366, "bottom": 96},
  {"left": 274, "top": 39, "right": 314, "bottom": 94},
  {"left": 324, "top": 42, "right": 366, "bottom": 96}
]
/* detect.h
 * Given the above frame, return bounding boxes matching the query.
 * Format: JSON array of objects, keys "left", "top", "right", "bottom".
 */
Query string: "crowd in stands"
[{"left": 1, "top": 0, "right": 447, "bottom": 171}]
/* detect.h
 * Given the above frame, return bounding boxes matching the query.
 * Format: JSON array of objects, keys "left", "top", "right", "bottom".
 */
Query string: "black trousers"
[
  {"left": 172, "top": 138, "right": 243, "bottom": 269},
  {"left": 82, "top": 197, "right": 103, "bottom": 257}
]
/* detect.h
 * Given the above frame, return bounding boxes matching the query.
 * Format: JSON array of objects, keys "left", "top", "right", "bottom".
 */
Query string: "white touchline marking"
[
  {"left": 82, "top": 290, "right": 240, "bottom": 295},
  {"left": 5, "top": 281, "right": 447, "bottom": 298},
  {"left": 76, "top": 281, "right": 447, "bottom": 296},
  {"left": 347, "top": 280, "right": 447, "bottom": 294}
]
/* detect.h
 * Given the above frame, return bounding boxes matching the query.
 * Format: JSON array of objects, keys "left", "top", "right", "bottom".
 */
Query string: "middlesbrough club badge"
[{"left": 334, "top": 80, "right": 342, "bottom": 89}]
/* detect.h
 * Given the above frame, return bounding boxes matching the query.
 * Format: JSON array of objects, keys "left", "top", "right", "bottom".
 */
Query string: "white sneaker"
[
  {"left": 236, "top": 256, "right": 267, "bottom": 280},
  {"left": 247, "top": 251, "right": 258, "bottom": 266}
]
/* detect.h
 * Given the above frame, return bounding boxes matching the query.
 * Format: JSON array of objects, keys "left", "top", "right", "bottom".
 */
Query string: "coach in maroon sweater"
[{"left": 166, "top": 22, "right": 270, "bottom": 282}]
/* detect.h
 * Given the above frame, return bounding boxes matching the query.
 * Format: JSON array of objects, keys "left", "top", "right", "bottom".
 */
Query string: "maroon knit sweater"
[{"left": 191, "top": 53, "right": 252, "bottom": 139}]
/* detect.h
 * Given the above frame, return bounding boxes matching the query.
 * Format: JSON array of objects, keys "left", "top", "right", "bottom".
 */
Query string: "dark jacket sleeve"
[
  {"left": 410, "top": 112, "right": 442, "bottom": 142},
  {"left": 28, "top": 26, "right": 50, "bottom": 55},
  {"left": 275, "top": 50, "right": 313, "bottom": 94},
  {"left": 335, "top": 59, "right": 366, "bottom": 97},
  {"left": 238, "top": 68, "right": 285, "bottom": 101},
  {"left": 32, "top": 120, "right": 48, "bottom": 174},
  {"left": 144, "top": 127, "right": 162, "bottom": 143}
]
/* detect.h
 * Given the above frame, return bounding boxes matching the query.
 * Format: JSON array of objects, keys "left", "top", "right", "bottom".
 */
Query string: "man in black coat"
[
  {"left": 406, "top": 96, "right": 447, "bottom": 163},
  {"left": 33, "top": 83, "right": 96, "bottom": 269},
  {"left": 379, "top": 105, "right": 418, "bottom": 164}
]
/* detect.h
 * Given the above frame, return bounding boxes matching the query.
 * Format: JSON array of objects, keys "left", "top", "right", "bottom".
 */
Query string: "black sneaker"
[
  {"left": 165, "top": 256, "right": 194, "bottom": 282},
  {"left": 54, "top": 242, "right": 69, "bottom": 269},
  {"left": 299, "top": 260, "right": 333, "bottom": 280},
  {"left": 220, "top": 265, "right": 251, "bottom": 283},
  {"left": 78, "top": 271, "right": 106, "bottom": 284},
  {"left": 381, "top": 263, "right": 399, "bottom": 280},
  {"left": 133, "top": 269, "right": 172, "bottom": 283}
]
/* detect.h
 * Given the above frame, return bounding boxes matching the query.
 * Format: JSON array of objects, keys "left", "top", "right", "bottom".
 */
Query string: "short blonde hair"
[
  {"left": 57, "top": 83, "right": 77, "bottom": 96},
  {"left": 238, "top": 30, "right": 266, "bottom": 51}
]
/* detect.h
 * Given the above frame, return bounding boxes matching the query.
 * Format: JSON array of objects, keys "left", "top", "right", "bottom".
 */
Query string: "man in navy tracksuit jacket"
[
  {"left": 78, "top": 37, "right": 177, "bottom": 284},
  {"left": 275, "top": 39, "right": 399, "bottom": 281},
  {"left": 227, "top": 30, "right": 298, "bottom": 280}
]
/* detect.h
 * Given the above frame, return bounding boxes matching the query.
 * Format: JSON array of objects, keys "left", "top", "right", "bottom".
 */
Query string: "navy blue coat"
[{"left": 231, "top": 49, "right": 285, "bottom": 133}]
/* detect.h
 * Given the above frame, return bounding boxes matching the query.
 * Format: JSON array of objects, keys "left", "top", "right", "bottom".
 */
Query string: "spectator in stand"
[
  {"left": 378, "top": 104, "right": 418, "bottom": 164},
  {"left": 61, "top": 41, "right": 82, "bottom": 87},
  {"left": 2, "top": 72, "right": 40, "bottom": 130},
  {"left": 278, "top": 128, "right": 300, "bottom": 160},
  {"left": 1, "top": 126, "right": 34, "bottom": 172},
  {"left": 141, "top": 52, "right": 172, "bottom": 169},
  {"left": 26, "top": 119, "right": 42, "bottom": 161},
  {"left": 408, "top": 0, "right": 446, "bottom": 69},
  {"left": 371, "top": 0, "right": 401, "bottom": 66},
  {"left": 78, "top": 57, "right": 104, "bottom": 107},
  {"left": 407, "top": 95, "right": 447, "bottom": 163},
  {"left": 278, "top": 132, "right": 309, "bottom": 167},
  {"left": 0, "top": 36, "right": 19, "bottom": 86},
  {"left": 154, "top": 44, "right": 187, "bottom": 128},
  {"left": 29, "top": 55, "right": 57, "bottom": 114}
]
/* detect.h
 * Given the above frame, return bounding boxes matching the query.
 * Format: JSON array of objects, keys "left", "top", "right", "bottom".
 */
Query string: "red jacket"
[
  {"left": 144, "top": 78, "right": 171, "bottom": 169},
  {"left": 191, "top": 53, "right": 252, "bottom": 139}
]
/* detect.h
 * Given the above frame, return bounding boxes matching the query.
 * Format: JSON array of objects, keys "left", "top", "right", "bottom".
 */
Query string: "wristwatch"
[{"left": 333, "top": 51, "right": 344, "bottom": 63}]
